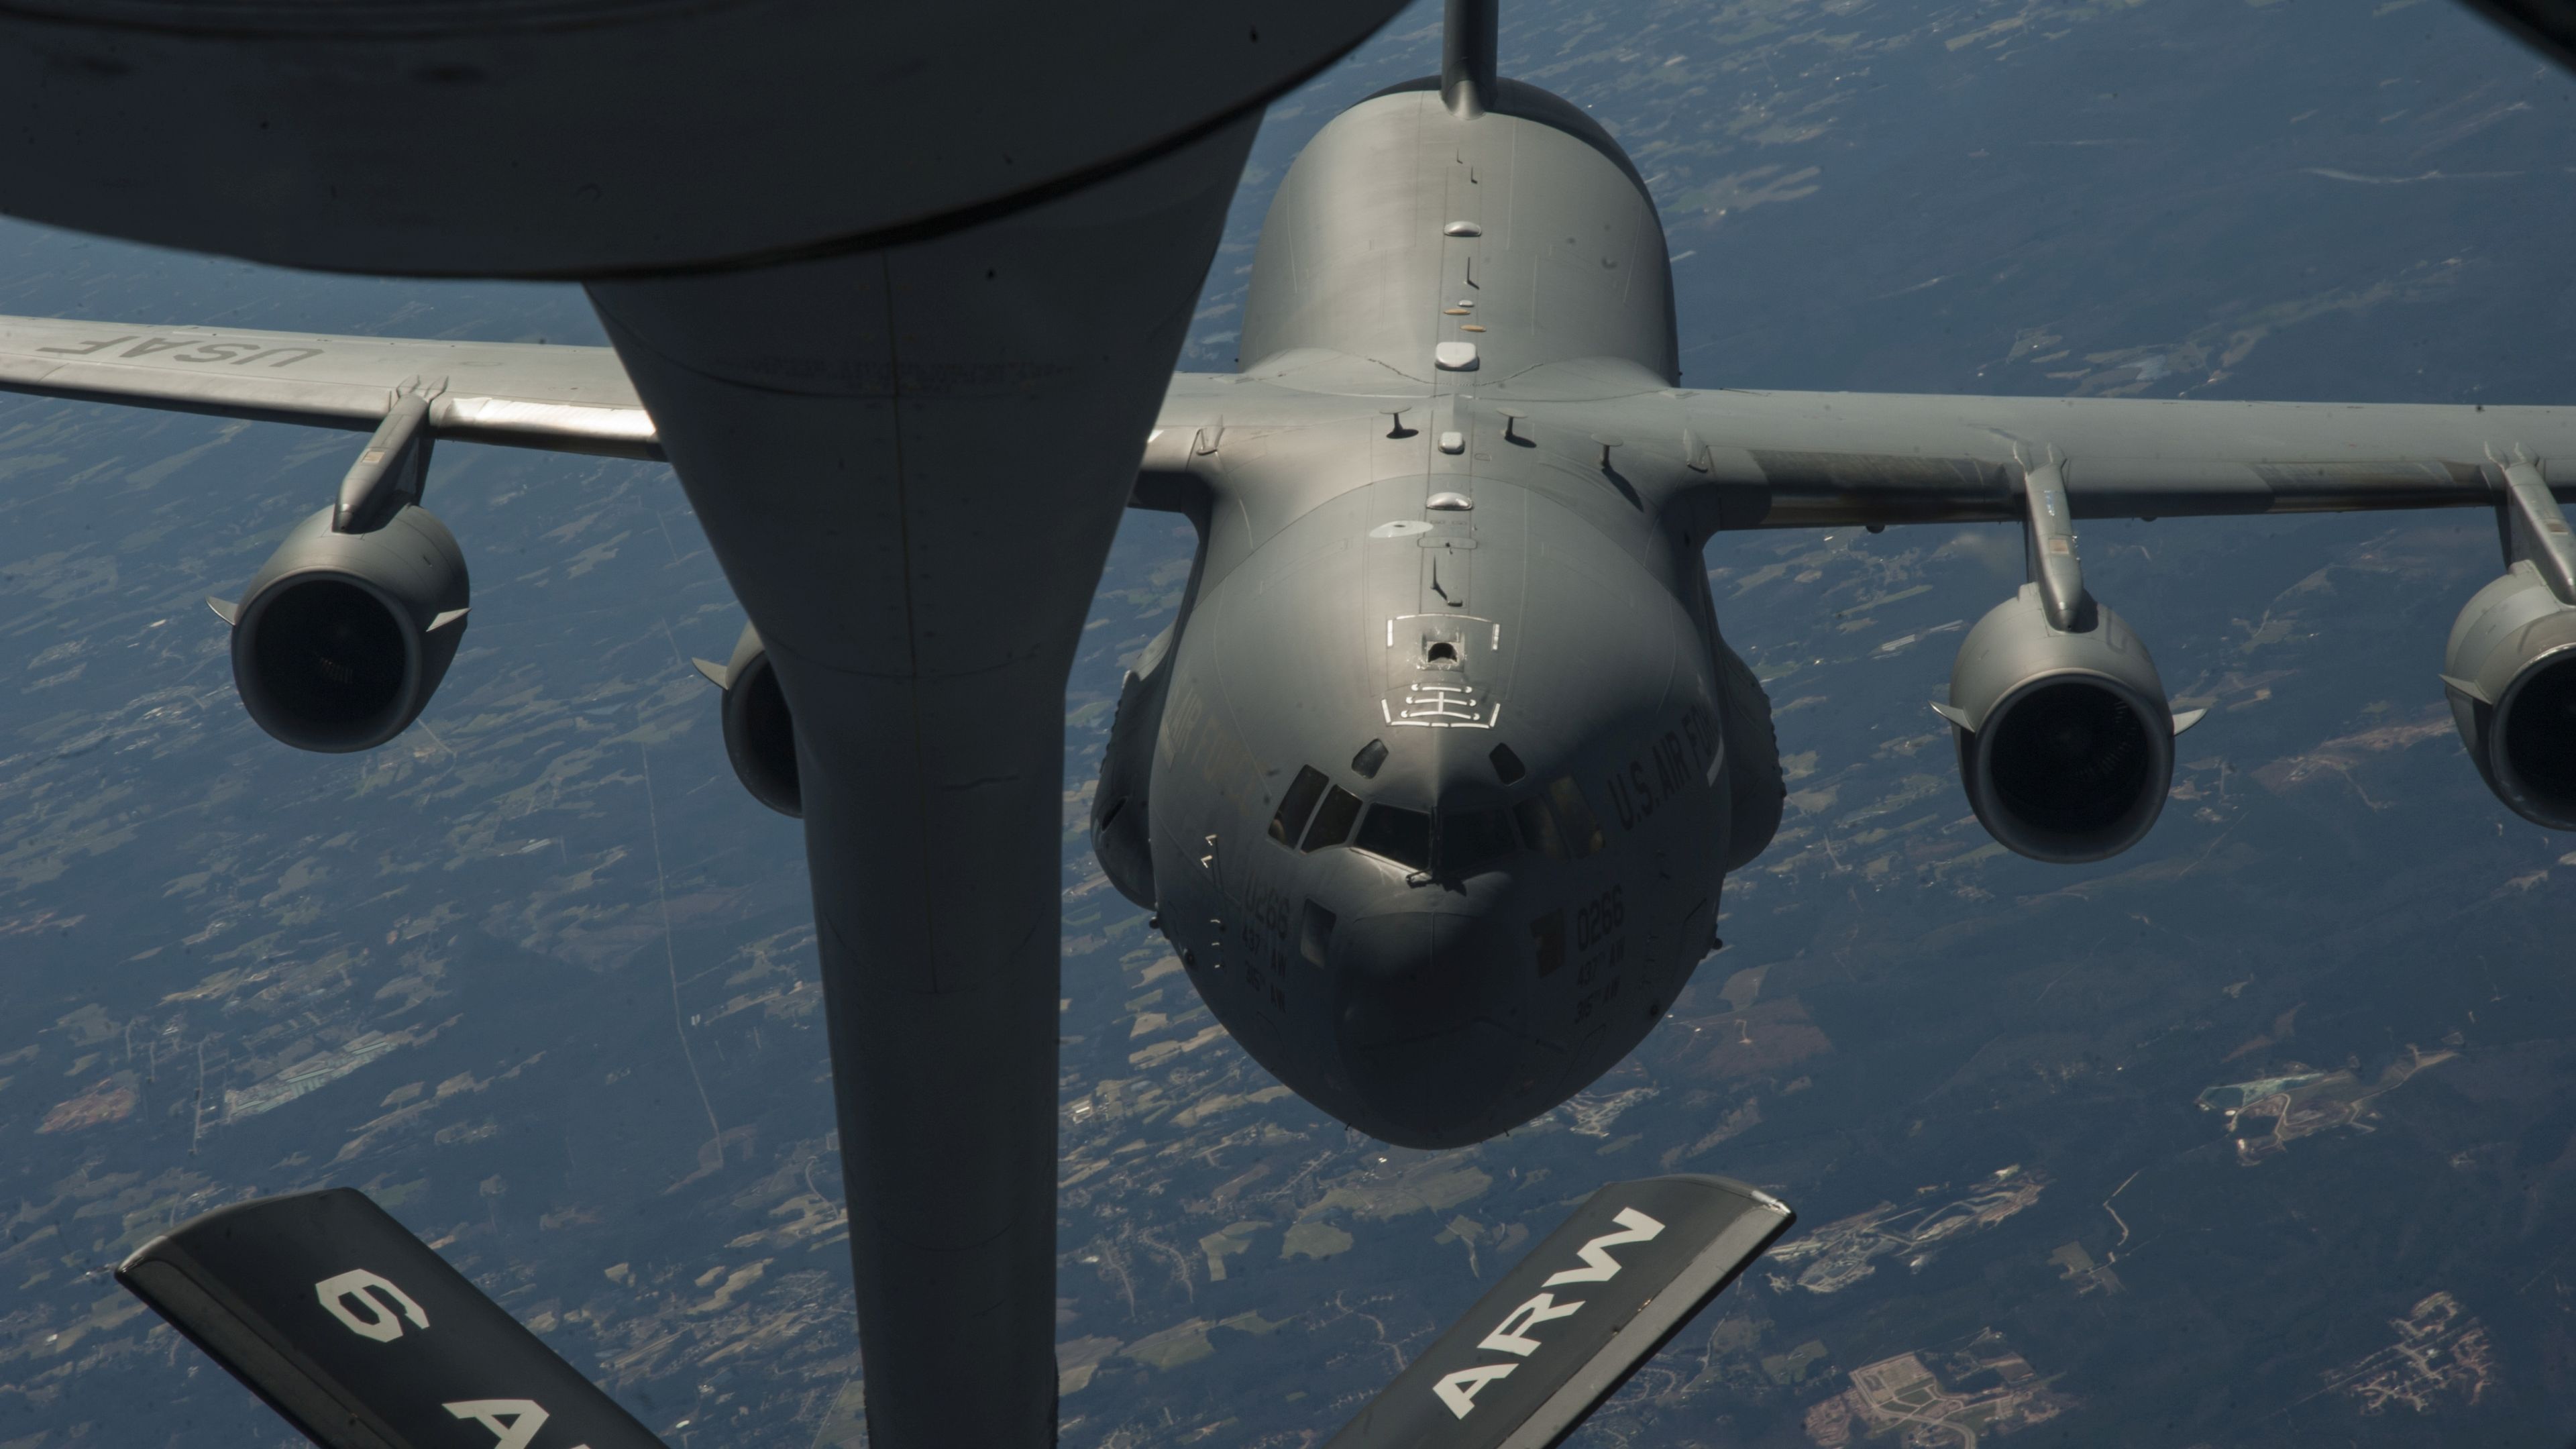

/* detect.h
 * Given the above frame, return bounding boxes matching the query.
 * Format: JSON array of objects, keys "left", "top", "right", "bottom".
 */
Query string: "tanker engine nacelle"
[
  {"left": 1937, "top": 584, "right": 2194, "bottom": 864},
  {"left": 211, "top": 502, "right": 470, "bottom": 753},
  {"left": 693, "top": 623, "right": 801, "bottom": 818},
  {"left": 2443, "top": 562, "right": 2576, "bottom": 830}
]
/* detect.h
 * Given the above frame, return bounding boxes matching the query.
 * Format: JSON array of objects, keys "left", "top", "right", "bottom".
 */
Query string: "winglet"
[
  {"left": 206, "top": 596, "right": 239, "bottom": 627},
  {"left": 117, "top": 1189, "right": 667, "bottom": 1449},
  {"left": 692, "top": 658, "right": 729, "bottom": 690},
  {"left": 1325, "top": 1175, "right": 1790, "bottom": 1449}
]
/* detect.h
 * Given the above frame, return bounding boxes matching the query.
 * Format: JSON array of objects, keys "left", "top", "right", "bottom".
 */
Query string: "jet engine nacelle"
[
  {"left": 1091, "top": 623, "right": 1175, "bottom": 910},
  {"left": 694, "top": 623, "right": 800, "bottom": 818},
  {"left": 1938, "top": 584, "right": 2180, "bottom": 864},
  {"left": 2443, "top": 563, "right": 2576, "bottom": 830},
  {"left": 215, "top": 504, "right": 468, "bottom": 753}
]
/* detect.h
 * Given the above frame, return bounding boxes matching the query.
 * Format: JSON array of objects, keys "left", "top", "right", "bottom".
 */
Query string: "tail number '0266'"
[
  {"left": 1432, "top": 1208, "right": 1667, "bottom": 1418},
  {"left": 1574, "top": 885, "right": 1623, "bottom": 951},
  {"left": 312, "top": 1270, "right": 598, "bottom": 1449}
]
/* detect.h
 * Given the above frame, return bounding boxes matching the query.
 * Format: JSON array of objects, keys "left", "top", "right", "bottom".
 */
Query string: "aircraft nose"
[{"left": 1330, "top": 904, "right": 1538, "bottom": 1146}]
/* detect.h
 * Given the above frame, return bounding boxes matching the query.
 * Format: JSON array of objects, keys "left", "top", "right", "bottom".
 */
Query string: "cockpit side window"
[
  {"left": 1352, "top": 739, "right": 1389, "bottom": 778},
  {"left": 1513, "top": 797, "right": 1566, "bottom": 860},
  {"left": 1547, "top": 776, "right": 1607, "bottom": 859},
  {"left": 1436, "top": 806, "right": 1518, "bottom": 875},
  {"left": 1352, "top": 803, "right": 1432, "bottom": 872},
  {"left": 1269, "top": 765, "right": 1330, "bottom": 846},
  {"left": 1301, "top": 786, "right": 1364, "bottom": 852}
]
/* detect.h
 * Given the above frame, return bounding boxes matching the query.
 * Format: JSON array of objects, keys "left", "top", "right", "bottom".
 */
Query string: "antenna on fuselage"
[{"left": 1440, "top": 0, "right": 1499, "bottom": 117}]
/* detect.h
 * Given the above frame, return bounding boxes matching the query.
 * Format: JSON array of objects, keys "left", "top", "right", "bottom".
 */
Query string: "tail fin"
[{"left": 1440, "top": 0, "right": 1499, "bottom": 116}]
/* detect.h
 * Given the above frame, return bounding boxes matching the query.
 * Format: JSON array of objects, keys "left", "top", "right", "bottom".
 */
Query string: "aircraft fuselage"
[{"left": 1097, "top": 78, "right": 1784, "bottom": 1146}]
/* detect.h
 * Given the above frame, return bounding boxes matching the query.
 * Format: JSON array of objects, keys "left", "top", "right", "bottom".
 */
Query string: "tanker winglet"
[
  {"left": 117, "top": 1188, "right": 668, "bottom": 1449},
  {"left": 1325, "top": 1175, "right": 1792, "bottom": 1449}
]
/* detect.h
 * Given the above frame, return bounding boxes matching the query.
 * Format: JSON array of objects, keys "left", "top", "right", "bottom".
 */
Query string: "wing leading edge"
[
  {"left": 1144, "top": 363, "right": 2576, "bottom": 530},
  {"left": 0, "top": 313, "right": 658, "bottom": 460},
  {"left": 1661, "top": 388, "right": 2576, "bottom": 530}
]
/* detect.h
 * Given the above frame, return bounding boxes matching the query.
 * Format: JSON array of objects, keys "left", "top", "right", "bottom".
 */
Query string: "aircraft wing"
[
  {"left": 1146, "top": 366, "right": 2576, "bottom": 531},
  {"left": 119, "top": 1187, "right": 666, "bottom": 1449},
  {"left": 1563, "top": 386, "right": 2576, "bottom": 530},
  {"left": 2459, "top": 0, "right": 2576, "bottom": 70},
  {"left": 1325, "top": 1175, "right": 1791, "bottom": 1449},
  {"left": 0, "top": 313, "right": 658, "bottom": 460}
]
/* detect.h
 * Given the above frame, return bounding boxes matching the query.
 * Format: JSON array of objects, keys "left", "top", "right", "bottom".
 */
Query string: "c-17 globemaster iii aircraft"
[{"left": 3, "top": 1, "right": 2575, "bottom": 1446}]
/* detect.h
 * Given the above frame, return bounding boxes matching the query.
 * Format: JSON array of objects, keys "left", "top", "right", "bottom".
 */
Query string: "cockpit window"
[
  {"left": 1270, "top": 765, "right": 1330, "bottom": 846},
  {"left": 1436, "top": 806, "right": 1518, "bottom": 874},
  {"left": 1352, "top": 803, "right": 1432, "bottom": 872},
  {"left": 1547, "top": 776, "right": 1607, "bottom": 859},
  {"left": 1513, "top": 796, "right": 1565, "bottom": 860},
  {"left": 1351, "top": 738, "right": 1389, "bottom": 778},
  {"left": 1301, "top": 786, "right": 1363, "bottom": 852}
]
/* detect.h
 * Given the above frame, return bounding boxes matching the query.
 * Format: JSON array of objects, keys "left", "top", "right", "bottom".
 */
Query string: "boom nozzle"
[{"left": 1440, "top": 0, "right": 1499, "bottom": 116}]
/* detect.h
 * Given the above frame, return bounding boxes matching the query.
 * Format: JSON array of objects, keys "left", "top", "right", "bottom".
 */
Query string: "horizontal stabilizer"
[
  {"left": 117, "top": 1188, "right": 666, "bottom": 1449},
  {"left": 1325, "top": 1174, "right": 1791, "bottom": 1449}
]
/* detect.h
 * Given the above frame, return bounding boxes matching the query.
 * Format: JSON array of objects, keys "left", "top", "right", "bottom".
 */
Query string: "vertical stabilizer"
[{"left": 1441, "top": 0, "right": 1499, "bottom": 116}]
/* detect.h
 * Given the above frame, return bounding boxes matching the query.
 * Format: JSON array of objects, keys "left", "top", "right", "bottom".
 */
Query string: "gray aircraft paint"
[
  {"left": 3, "top": 3, "right": 2576, "bottom": 1446},
  {"left": 1100, "top": 79, "right": 1773, "bottom": 1148},
  {"left": 0, "top": 1, "right": 1409, "bottom": 277},
  {"left": 1095, "top": 15, "right": 2576, "bottom": 1150},
  {"left": 0, "top": 5, "right": 1409, "bottom": 1447}
]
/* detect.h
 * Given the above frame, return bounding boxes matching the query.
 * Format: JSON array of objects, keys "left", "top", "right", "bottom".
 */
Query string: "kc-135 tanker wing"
[
  {"left": 118, "top": 1179, "right": 1782, "bottom": 1449},
  {"left": 118, "top": 1189, "right": 665, "bottom": 1449},
  {"left": 1323, "top": 1175, "right": 1791, "bottom": 1449}
]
